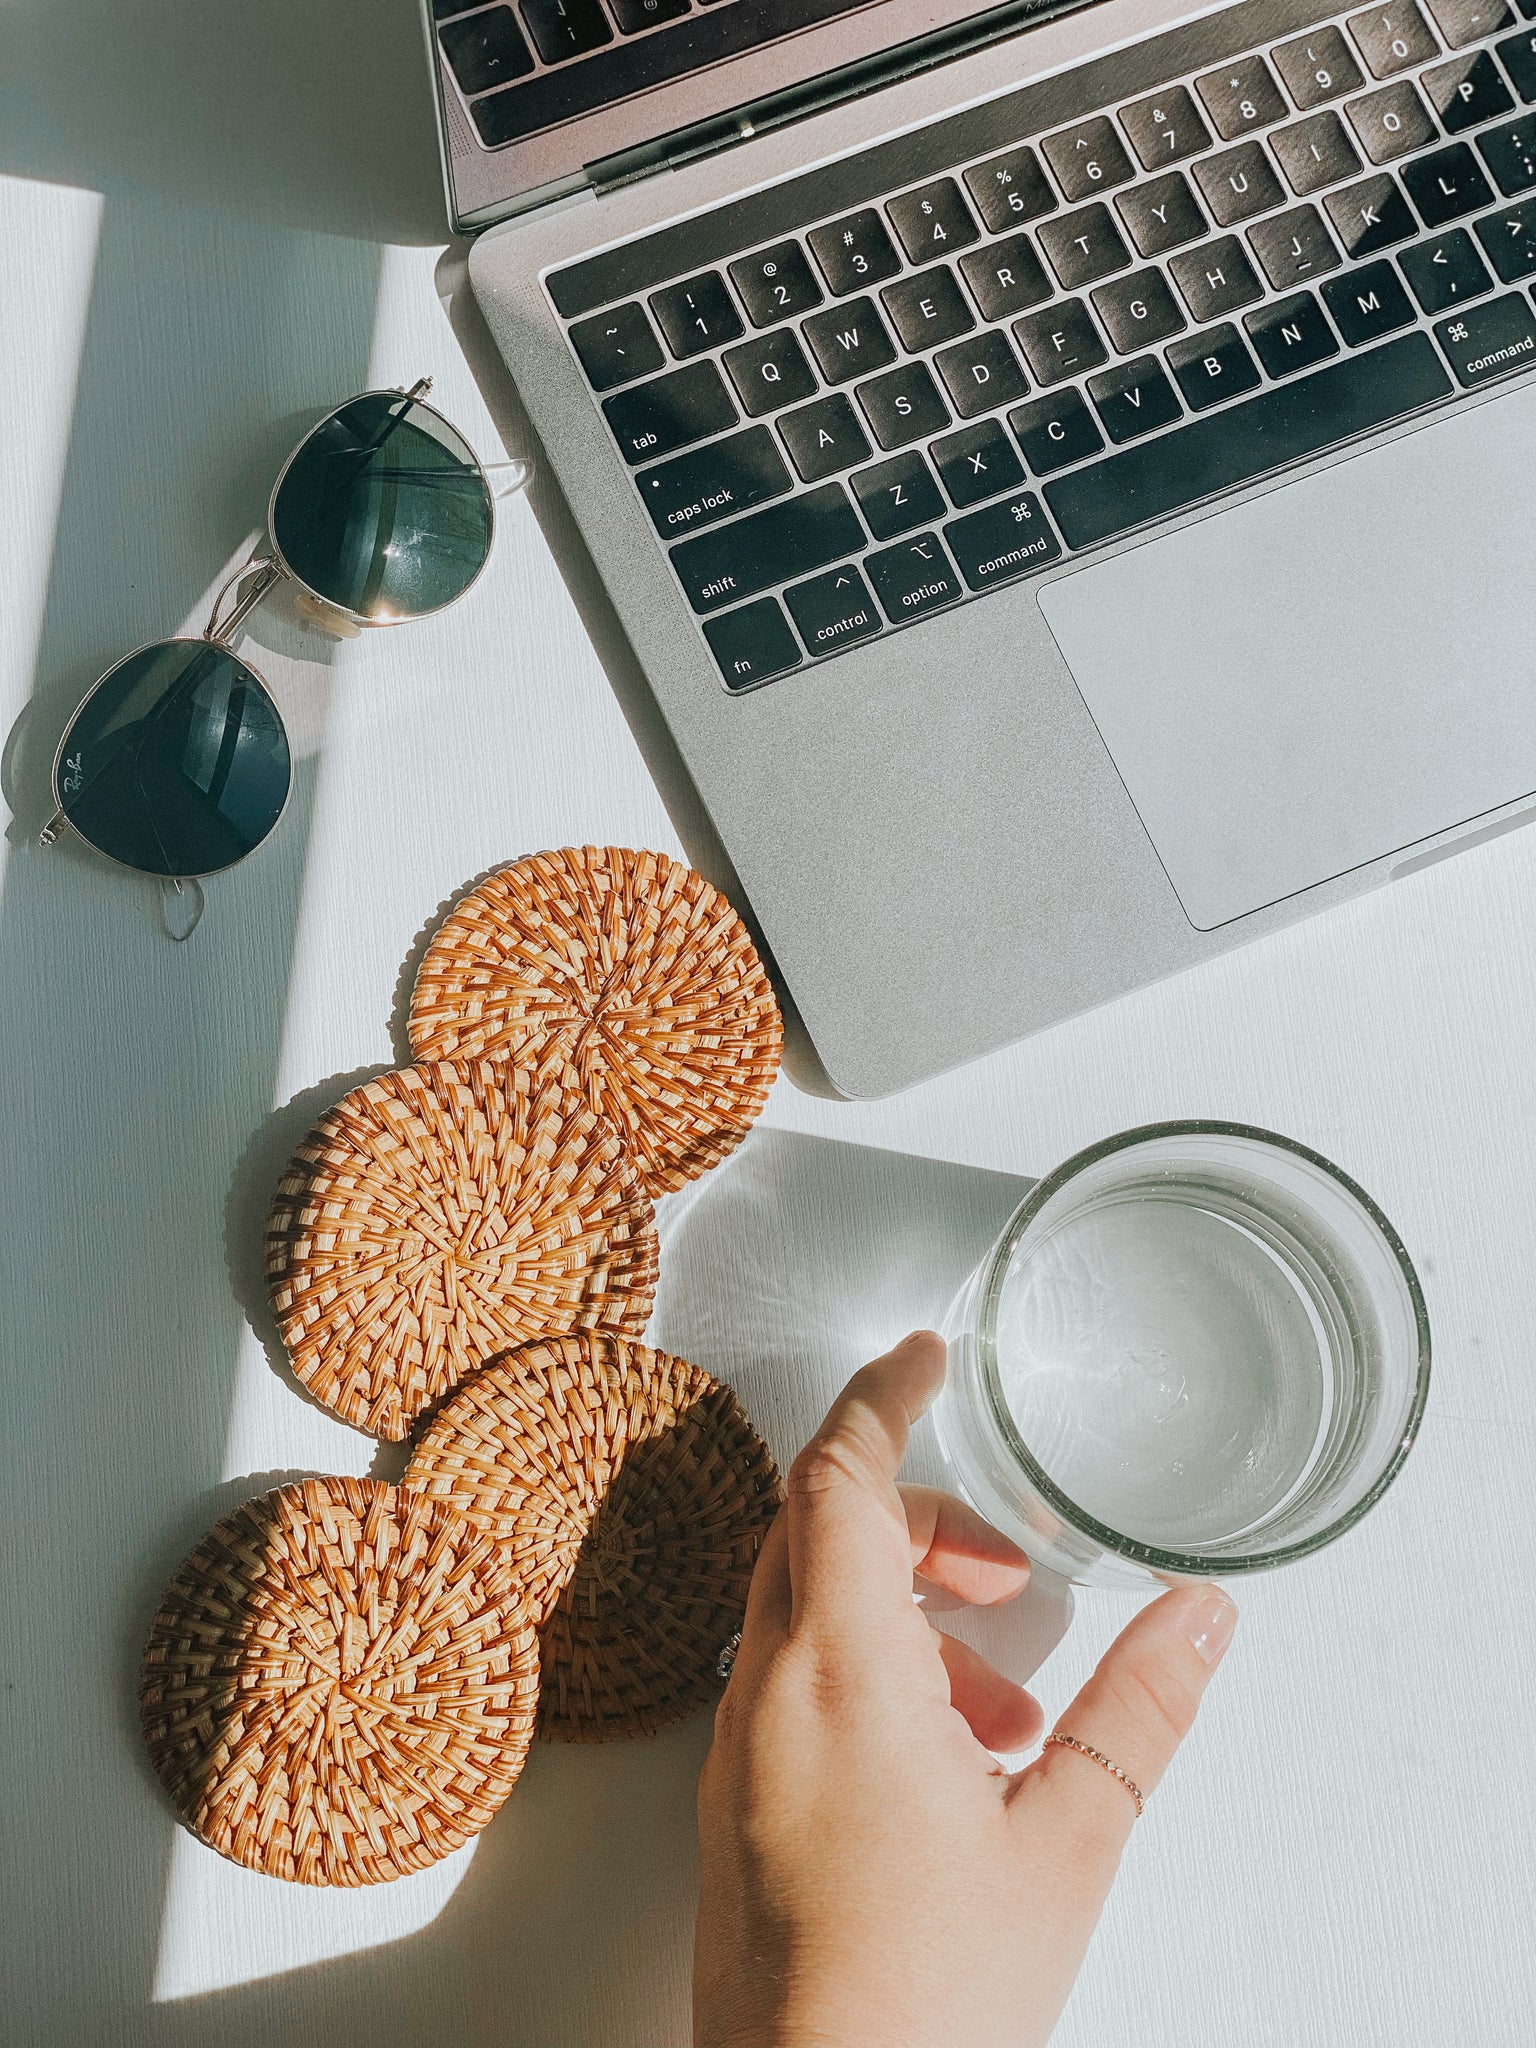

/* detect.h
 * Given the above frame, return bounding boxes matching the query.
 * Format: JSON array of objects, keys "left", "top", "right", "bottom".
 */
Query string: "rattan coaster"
[
  {"left": 140, "top": 1476, "right": 540, "bottom": 1886},
  {"left": 406, "top": 847, "right": 782, "bottom": 1195},
  {"left": 265, "top": 1063, "right": 659, "bottom": 1440},
  {"left": 402, "top": 1334, "right": 782, "bottom": 1741}
]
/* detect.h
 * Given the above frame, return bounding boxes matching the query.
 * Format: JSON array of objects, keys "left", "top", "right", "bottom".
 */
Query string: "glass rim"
[
  {"left": 265, "top": 385, "right": 496, "bottom": 627},
  {"left": 49, "top": 633, "right": 293, "bottom": 880},
  {"left": 974, "top": 1118, "right": 1433, "bottom": 1577}
]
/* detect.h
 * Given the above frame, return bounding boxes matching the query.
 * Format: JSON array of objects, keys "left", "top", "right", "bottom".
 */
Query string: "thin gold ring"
[{"left": 1044, "top": 1732, "right": 1145, "bottom": 1817}]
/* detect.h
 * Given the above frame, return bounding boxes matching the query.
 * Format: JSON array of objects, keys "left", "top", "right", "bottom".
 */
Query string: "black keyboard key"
[
  {"left": 1479, "top": 112, "right": 1536, "bottom": 189},
  {"left": 808, "top": 210, "right": 902, "bottom": 296},
  {"left": 1009, "top": 388, "right": 1105, "bottom": 473},
  {"left": 881, "top": 266, "right": 975, "bottom": 352},
  {"left": 604, "top": 360, "right": 737, "bottom": 463},
  {"left": 784, "top": 564, "right": 882, "bottom": 653},
  {"left": 440, "top": 7, "right": 535, "bottom": 94},
  {"left": 1347, "top": 3, "right": 1439, "bottom": 79},
  {"left": 1424, "top": 0, "right": 1513, "bottom": 47},
  {"left": 650, "top": 272, "right": 743, "bottom": 358},
  {"left": 1433, "top": 287, "right": 1536, "bottom": 377},
  {"left": 1271, "top": 27, "right": 1365, "bottom": 110},
  {"left": 887, "top": 179, "right": 980, "bottom": 262},
  {"left": 1091, "top": 266, "right": 1186, "bottom": 352},
  {"left": 1013, "top": 297, "right": 1109, "bottom": 384},
  {"left": 1403, "top": 140, "right": 1497, "bottom": 219},
  {"left": 1400, "top": 225, "right": 1495, "bottom": 306},
  {"left": 931, "top": 418, "right": 1025, "bottom": 506},
  {"left": 703, "top": 597, "right": 802, "bottom": 690},
  {"left": 521, "top": 0, "right": 611, "bottom": 63},
  {"left": 1166, "top": 323, "right": 1263, "bottom": 407},
  {"left": 1270, "top": 111, "right": 1363, "bottom": 194},
  {"left": 1195, "top": 55, "right": 1288, "bottom": 139},
  {"left": 1346, "top": 79, "right": 1436, "bottom": 161},
  {"left": 778, "top": 393, "right": 872, "bottom": 480},
  {"left": 945, "top": 489, "right": 1062, "bottom": 589},
  {"left": 1087, "top": 355, "right": 1183, "bottom": 442},
  {"left": 1432, "top": 51, "right": 1517, "bottom": 135},
  {"left": 964, "top": 147, "right": 1057, "bottom": 232},
  {"left": 1117, "top": 170, "right": 1208, "bottom": 254},
  {"left": 728, "top": 241, "right": 823, "bottom": 328},
  {"left": 569, "top": 300, "right": 665, "bottom": 390},
  {"left": 1041, "top": 117, "right": 1136, "bottom": 201},
  {"left": 934, "top": 331, "right": 1030, "bottom": 418},
  {"left": 1321, "top": 256, "right": 1418, "bottom": 338},
  {"left": 1194, "top": 141, "right": 1287, "bottom": 224},
  {"left": 854, "top": 361, "right": 951, "bottom": 449},
  {"left": 671, "top": 482, "right": 865, "bottom": 612},
  {"left": 851, "top": 450, "right": 946, "bottom": 538},
  {"left": 1169, "top": 235, "right": 1265, "bottom": 319},
  {"left": 864, "top": 532, "right": 964, "bottom": 622},
  {"left": 1038, "top": 203, "right": 1132, "bottom": 289},
  {"left": 637, "top": 426, "right": 791, "bottom": 536},
  {"left": 1117, "top": 86, "right": 1212, "bottom": 169},
  {"left": 802, "top": 297, "right": 897, "bottom": 382},
  {"left": 1043, "top": 330, "right": 1450, "bottom": 546},
  {"left": 959, "top": 235, "right": 1054, "bottom": 320},
  {"left": 610, "top": 0, "right": 690, "bottom": 29},
  {"left": 434, "top": 0, "right": 472, "bottom": 15},
  {"left": 1476, "top": 192, "right": 1536, "bottom": 273},
  {"left": 1325, "top": 171, "right": 1418, "bottom": 252},
  {"left": 1498, "top": 25, "right": 1536, "bottom": 98},
  {"left": 1248, "top": 204, "right": 1343, "bottom": 287},
  {"left": 722, "top": 328, "right": 819, "bottom": 416},
  {"left": 1244, "top": 288, "right": 1341, "bottom": 374}
]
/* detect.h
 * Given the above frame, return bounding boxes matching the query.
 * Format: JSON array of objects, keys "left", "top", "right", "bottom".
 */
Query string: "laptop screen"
[{"left": 430, "top": 0, "right": 1091, "bottom": 229}]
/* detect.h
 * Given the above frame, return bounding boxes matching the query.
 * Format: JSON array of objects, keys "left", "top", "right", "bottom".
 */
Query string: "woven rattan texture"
[
  {"left": 403, "top": 1334, "right": 782, "bottom": 1741},
  {"left": 140, "top": 1476, "right": 540, "bottom": 1886},
  {"left": 265, "top": 1062, "right": 659, "bottom": 1440},
  {"left": 407, "top": 847, "right": 782, "bottom": 1195}
]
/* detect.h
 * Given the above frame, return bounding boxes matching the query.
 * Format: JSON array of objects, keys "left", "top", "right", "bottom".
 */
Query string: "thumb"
[{"left": 1011, "top": 1582, "right": 1236, "bottom": 1853}]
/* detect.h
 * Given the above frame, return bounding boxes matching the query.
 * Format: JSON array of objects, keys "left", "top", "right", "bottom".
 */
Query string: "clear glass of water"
[{"left": 935, "top": 1122, "right": 1431, "bottom": 1588}]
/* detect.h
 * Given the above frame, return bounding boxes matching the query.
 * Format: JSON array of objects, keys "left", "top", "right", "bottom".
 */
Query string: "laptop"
[{"left": 421, "top": 0, "right": 1536, "bottom": 1098}]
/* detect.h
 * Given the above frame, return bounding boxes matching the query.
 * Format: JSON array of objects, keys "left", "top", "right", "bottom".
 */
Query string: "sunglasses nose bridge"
[{"left": 203, "top": 553, "right": 287, "bottom": 647}]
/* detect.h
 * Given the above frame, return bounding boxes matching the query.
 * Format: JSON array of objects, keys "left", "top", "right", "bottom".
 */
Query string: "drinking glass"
[{"left": 935, "top": 1121, "right": 1431, "bottom": 1588}]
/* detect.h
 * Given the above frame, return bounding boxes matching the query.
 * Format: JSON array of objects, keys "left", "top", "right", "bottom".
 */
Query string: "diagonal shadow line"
[{"left": 0, "top": 183, "right": 383, "bottom": 2044}]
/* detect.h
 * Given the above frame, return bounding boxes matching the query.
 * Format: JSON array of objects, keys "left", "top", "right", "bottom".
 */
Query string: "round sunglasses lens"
[
  {"left": 55, "top": 640, "right": 291, "bottom": 878},
  {"left": 269, "top": 393, "right": 493, "bottom": 622}
]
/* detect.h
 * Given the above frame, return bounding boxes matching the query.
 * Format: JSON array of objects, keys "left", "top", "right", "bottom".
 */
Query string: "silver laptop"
[{"left": 422, "top": 0, "right": 1536, "bottom": 1098}]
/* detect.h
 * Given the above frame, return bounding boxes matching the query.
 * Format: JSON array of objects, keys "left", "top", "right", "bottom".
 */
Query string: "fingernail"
[{"left": 1186, "top": 1588, "right": 1237, "bottom": 1667}]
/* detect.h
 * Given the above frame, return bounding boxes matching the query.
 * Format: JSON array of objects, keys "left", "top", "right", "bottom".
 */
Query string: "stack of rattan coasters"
[{"left": 141, "top": 847, "right": 785, "bottom": 1885}]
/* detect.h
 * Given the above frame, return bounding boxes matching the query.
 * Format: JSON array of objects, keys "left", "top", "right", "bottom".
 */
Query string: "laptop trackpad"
[{"left": 1036, "top": 381, "right": 1536, "bottom": 931}]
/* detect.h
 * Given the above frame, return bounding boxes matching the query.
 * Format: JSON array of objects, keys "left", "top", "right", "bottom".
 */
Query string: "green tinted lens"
[
  {"left": 55, "top": 640, "right": 291, "bottom": 878},
  {"left": 269, "top": 393, "right": 492, "bottom": 622}
]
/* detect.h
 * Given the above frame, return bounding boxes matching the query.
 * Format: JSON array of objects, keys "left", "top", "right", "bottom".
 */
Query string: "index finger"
[{"left": 786, "top": 1330, "right": 946, "bottom": 1636}]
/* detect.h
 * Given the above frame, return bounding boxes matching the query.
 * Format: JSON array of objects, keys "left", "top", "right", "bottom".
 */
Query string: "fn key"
[{"left": 703, "top": 597, "right": 803, "bottom": 691}]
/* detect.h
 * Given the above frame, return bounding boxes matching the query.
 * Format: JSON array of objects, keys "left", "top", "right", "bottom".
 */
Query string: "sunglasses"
[{"left": 41, "top": 379, "right": 525, "bottom": 934}]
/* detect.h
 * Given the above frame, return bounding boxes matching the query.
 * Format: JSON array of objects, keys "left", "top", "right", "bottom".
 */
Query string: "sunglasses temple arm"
[
  {"left": 204, "top": 555, "right": 287, "bottom": 647},
  {"left": 484, "top": 456, "right": 534, "bottom": 501}
]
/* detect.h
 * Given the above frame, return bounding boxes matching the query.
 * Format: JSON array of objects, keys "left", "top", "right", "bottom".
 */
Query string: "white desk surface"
[{"left": 3, "top": 7, "right": 1535, "bottom": 2044}]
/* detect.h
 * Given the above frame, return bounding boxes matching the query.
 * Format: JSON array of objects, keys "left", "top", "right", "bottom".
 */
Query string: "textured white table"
[{"left": 4, "top": 7, "right": 1535, "bottom": 2044}]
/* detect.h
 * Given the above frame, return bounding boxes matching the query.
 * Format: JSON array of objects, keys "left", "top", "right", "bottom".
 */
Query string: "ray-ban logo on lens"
[{"left": 60, "top": 752, "right": 84, "bottom": 796}]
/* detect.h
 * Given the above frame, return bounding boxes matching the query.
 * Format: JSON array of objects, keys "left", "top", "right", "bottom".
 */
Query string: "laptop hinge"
[{"left": 584, "top": 0, "right": 1100, "bottom": 198}]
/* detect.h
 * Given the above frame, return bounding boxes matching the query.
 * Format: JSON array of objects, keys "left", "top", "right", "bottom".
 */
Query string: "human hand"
[{"left": 693, "top": 1331, "right": 1237, "bottom": 2048}]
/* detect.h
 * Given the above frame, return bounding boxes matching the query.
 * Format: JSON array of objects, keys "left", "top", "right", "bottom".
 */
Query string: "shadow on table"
[
  {"left": 0, "top": 0, "right": 444, "bottom": 243},
  {"left": 132, "top": 1128, "right": 1070, "bottom": 2048},
  {"left": 0, "top": 137, "right": 382, "bottom": 2048}
]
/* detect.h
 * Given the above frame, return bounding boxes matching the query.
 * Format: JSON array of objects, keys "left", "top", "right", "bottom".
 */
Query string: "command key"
[{"left": 1434, "top": 291, "right": 1536, "bottom": 386}]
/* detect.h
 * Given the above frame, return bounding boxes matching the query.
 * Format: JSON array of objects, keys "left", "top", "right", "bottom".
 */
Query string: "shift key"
[{"left": 671, "top": 483, "right": 866, "bottom": 612}]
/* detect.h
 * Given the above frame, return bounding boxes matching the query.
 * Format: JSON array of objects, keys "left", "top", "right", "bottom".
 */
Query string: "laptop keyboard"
[{"left": 547, "top": 0, "right": 1536, "bottom": 690}]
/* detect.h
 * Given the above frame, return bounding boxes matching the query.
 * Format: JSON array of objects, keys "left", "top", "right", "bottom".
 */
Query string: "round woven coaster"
[
  {"left": 140, "top": 1476, "right": 540, "bottom": 1886},
  {"left": 265, "top": 1063, "right": 659, "bottom": 1441},
  {"left": 406, "top": 847, "right": 782, "bottom": 1195},
  {"left": 402, "top": 1334, "right": 782, "bottom": 1741}
]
